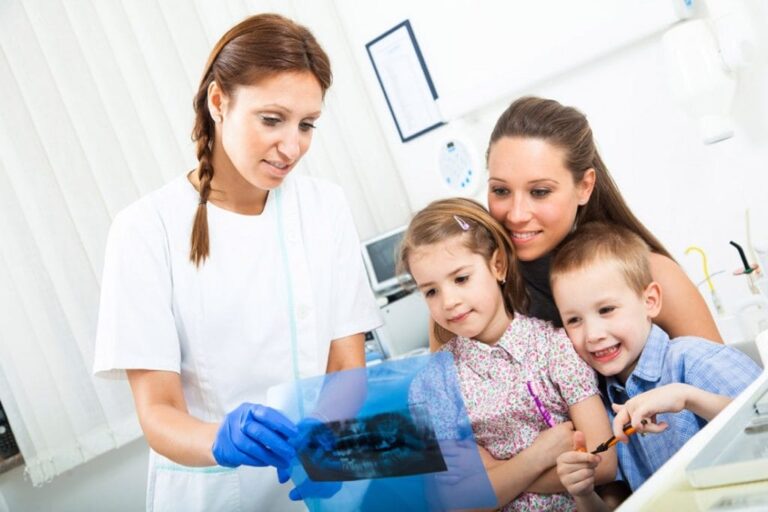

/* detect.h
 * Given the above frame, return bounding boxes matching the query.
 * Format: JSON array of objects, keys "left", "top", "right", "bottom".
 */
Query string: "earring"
[{"left": 213, "top": 113, "right": 223, "bottom": 123}]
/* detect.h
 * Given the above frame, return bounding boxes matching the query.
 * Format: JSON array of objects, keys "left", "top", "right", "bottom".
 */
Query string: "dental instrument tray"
[{"left": 686, "top": 382, "right": 768, "bottom": 488}]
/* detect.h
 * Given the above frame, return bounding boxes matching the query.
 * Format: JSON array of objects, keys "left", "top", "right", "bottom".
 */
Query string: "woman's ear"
[
  {"left": 577, "top": 168, "right": 596, "bottom": 205},
  {"left": 643, "top": 281, "right": 662, "bottom": 319},
  {"left": 491, "top": 249, "right": 507, "bottom": 282},
  {"left": 207, "top": 81, "right": 226, "bottom": 123}
]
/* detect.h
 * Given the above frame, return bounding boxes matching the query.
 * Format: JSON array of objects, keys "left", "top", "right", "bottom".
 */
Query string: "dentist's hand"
[
  {"left": 212, "top": 403, "right": 298, "bottom": 468},
  {"left": 276, "top": 417, "right": 343, "bottom": 502},
  {"left": 277, "top": 465, "right": 342, "bottom": 501}
]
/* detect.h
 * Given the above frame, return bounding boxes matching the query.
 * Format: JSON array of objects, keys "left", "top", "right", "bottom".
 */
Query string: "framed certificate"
[{"left": 366, "top": 20, "right": 444, "bottom": 142}]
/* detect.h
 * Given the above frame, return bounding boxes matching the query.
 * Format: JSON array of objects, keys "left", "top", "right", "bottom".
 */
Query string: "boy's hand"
[
  {"left": 532, "top": 420, "right": 574, "bottom": 466},
  {"left": 556, "top": 431, "right": 602, "bottom": 497},
  {"left": 610, "top": 384, "right": 691, "bottom": 441}
]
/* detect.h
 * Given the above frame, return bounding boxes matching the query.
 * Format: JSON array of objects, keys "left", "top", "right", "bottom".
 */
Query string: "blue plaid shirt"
[{"left": 603, "top": 324, "right": 761, "bottom": 491}]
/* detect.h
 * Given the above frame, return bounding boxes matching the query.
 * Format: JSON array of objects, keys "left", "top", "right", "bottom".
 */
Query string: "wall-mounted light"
[{"left": 662, "top": 0, "right": 756, "bottom": 144}]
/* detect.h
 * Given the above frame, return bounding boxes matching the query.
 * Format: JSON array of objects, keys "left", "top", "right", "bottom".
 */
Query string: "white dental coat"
[{"left": 94, "top": 173, "right": 382, "bottom": 511}]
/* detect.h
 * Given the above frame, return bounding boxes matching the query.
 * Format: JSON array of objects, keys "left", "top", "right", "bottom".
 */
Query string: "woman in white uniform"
[{"left": 93, "top": 13, "right": 381, "bottom": 511}]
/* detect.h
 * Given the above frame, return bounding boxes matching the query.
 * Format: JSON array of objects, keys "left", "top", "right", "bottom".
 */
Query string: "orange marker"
[{"left": 591, "top": 420, "right": 647, "bottom": 454}]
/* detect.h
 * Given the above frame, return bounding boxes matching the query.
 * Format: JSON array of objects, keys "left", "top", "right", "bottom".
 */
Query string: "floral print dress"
[{"left": 439, "top": 314, "right": 599, "bottom": 511}]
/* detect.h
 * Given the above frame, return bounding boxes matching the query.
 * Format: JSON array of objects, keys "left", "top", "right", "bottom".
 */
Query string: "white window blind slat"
[
  {"left": 92, "top": 0, "right": 190, "bottom": 183},
  {"left": 157, "top": 0, "right": 212, "bottom": 88},
  {"left": 22, "top": 0, "right": 141, "bottom": 220},
  {"left": 0, "top": 3, "right": 110, "bottom": 274},
  {"left": 63, "top": 0, "right": 167, "bottom": 198},
  {"left": 121, "top": 0, "right": 197, "bottom": 157}
]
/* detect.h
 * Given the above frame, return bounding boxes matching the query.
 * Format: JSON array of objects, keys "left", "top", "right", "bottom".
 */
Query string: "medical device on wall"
[
  {"left": 662, "top": 0, "right": 757, "bottom": 144},
  {"left": 361, "top": 227, "right": 430, "bottom": 361},
  {"left": 437, "top": 136, "right": 482, "bottom": 196},
  {"left": 685, "top": 245, "right": 725, "bottom": 315},
  {"left": 361, "top": 225, "right": 411, "bottom": 296},
  {"left": 728, "top": 240, "right": 768, "bottom": 344}
]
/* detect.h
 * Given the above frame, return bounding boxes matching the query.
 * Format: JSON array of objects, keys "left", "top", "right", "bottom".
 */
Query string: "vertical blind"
[{"left": 0, "top": 0, "right": 409, "bottom": 485}]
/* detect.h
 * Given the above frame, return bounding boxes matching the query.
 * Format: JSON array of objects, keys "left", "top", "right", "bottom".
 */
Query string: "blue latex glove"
[
  {"left": 212, "top": 403, "right": 298, "bottom": 468},
  {"left": 275, "top": 417, "right": 343, "bottom": 501},
  {"left": 277, "top": 465, "right": 343, "bottom": 501}
]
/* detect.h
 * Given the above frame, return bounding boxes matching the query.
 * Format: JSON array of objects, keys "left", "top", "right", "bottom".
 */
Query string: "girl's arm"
[
  {"left": 480, "top": 421, "right": 575, "bottom": 506},
  {"left": 527, "top": 395, "right": 616, "bottom": 493},
  {"left": 649, "top": 253, "right": 722, "bottom": 342},
  {"left": 567, "top": 395, "right": 616, "bottom": 486},
  {"left": 127, "top": 369, "right": 219, "bottom": 466}
]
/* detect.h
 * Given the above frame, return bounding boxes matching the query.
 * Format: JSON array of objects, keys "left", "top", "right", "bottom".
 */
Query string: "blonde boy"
[{"left": 549, "top": 222, "right": 761, "bottom": 510}]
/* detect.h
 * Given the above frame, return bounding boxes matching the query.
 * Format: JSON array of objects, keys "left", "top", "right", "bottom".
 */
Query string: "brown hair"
[
  {"left": 190, "top": 13, "right": 332, "bottom": 266},
  {"left": 487, "top": 96, "right": 671, "bottom": 259},
  {"left": 398, "top": 198, "right": 529, "bottom": 344},
  {"left": 550, "top": 222, "right": 653, "bottom": 296}
]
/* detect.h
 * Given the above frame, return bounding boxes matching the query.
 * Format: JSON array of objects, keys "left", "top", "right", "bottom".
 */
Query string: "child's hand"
[
  {"left": 556, "top": 431, "right": 602, "bottom": 497},
  {"left": 610, "top": 384, "right": 690, "bottom": 441},
  {"left": 532, "top": 420, "right": 574, "bottom": 465}
]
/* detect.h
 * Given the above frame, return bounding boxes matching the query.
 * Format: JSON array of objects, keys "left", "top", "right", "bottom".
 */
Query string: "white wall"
[
  {"left": 0, "top": 438, "right": 147, "bottom": 511},
  {"left": 2, "top": 1, "right": 767, "bottom": 509},
  {"left": 334, "top": 0, "right": 768, "bottom": 330}
]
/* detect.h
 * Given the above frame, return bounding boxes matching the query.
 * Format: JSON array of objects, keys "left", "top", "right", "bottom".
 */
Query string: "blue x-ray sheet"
[{"left": 267, "top": 352, "right": 497, "bottom": 511}]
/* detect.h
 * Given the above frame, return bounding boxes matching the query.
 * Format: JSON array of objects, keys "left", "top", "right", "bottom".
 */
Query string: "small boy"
[{"left": 549, "top": 222, "right": 762, "bottom": 511}]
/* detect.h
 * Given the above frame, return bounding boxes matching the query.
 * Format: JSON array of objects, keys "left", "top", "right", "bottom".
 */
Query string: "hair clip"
[{"left": 454, "top": 215, "right": 470, "bottom": 231}]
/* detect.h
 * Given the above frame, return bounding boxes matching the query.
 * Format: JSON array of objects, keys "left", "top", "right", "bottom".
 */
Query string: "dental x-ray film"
[{"left": 267, "top": 352, "right": 497, "bottom": 512}]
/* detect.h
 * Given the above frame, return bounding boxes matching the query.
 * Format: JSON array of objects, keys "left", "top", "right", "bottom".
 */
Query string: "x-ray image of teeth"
[{"left": 298, "top": 404, "right": 446, "bottom": 482}]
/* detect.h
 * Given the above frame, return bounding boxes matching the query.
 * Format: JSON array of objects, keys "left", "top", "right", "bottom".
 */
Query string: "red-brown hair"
[{"left": 190, "top": 14, "right": 332, "bottom": 266}]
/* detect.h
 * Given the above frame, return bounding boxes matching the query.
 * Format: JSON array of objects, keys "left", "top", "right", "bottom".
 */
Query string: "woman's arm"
[
  {"left": 326, "top": 333, "right": 366, "bottom": 373},
  {"left": 649, "top": 253, "right": 722, "bottom": 342},
  {"left": 314, "top": 333, "right": 368, "bottom": 421},
  {"left": 127, "top": 369, "right": 218, "bottom": 466}
]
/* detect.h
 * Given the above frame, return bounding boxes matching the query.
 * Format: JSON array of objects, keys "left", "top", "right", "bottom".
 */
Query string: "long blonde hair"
[
  {"left": 398, "top": 198, "right": 529, "bottom": 344},
  {"left": 189, "top": 14, "right": 332, "bottom": 266}
]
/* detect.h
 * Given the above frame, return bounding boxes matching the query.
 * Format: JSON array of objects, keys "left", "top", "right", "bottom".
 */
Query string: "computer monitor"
[{"left": 361, "top": 225, "right": 411, "bottom": 295}]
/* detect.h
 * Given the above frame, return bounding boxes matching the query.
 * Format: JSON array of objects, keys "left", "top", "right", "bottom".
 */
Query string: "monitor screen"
[{"left": 361, "top": 226, "right": 409, "bottom": 294}]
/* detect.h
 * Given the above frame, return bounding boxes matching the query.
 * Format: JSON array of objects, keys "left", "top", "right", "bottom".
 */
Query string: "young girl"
[{"left": 399, "top": 198, "right": 616, "bottom": 511}]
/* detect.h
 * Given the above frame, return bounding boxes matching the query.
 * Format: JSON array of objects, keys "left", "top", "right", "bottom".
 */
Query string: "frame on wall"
[{"left": 365, "top": 20, "right": 444, "bottom": 143}]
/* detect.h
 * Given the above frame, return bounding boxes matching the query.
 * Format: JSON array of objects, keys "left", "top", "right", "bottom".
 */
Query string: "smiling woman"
[
  {"left": 485, "top": 96, "right": 722, "bottom": 343},
  {"left": 92, "top": 13, "right": 382, "bottom": 512}
]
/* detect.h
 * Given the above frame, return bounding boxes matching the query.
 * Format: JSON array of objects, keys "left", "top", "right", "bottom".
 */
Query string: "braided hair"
[{"left": 189, "top": 14, "right": 332, "bottom": 266}]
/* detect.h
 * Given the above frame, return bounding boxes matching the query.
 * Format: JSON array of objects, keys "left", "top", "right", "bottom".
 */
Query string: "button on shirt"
[
  {"left": 604, "top": 324, "right": 762, "bottom": 491},
  {"left": 439, "top": 315, "right": 599, "bottom": 512}
]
